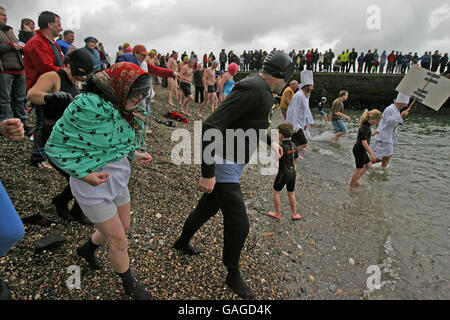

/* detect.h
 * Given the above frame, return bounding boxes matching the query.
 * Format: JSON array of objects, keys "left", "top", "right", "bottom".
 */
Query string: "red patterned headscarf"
[{"left": 93, "top": 62, "right": 148, "bottom": 128}]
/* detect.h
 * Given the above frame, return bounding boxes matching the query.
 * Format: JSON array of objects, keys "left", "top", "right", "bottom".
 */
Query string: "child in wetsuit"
[
  {"left": 349, "top": 109, "right": 382, "bottom": 191},
  {"left": 268, "top": 123, "right": 303, "bottom": 221}
]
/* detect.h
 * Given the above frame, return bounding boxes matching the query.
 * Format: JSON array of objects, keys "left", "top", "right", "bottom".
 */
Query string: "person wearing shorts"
[
  {"left": 268, "top": 123, "right": 302, "bottom": 221},
  {"left": 180, "top": 81, "right": 192, "bottom": 97},
  {"left": 349, "top": 109, "right": 382, "bottom": 191},
  {"left": 331, "top": 90, "right": 351, "bottom": 142},
  {"left": 45, "top": 62, "right": 154, "bottom": 300}
]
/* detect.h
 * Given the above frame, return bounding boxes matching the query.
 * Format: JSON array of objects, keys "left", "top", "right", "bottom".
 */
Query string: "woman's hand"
[
  {"left": 81, "top": 173, "right": 109, "bottom": 187},
  {"left": 134, "top": 152, "right": 153, "bottom": 165}
]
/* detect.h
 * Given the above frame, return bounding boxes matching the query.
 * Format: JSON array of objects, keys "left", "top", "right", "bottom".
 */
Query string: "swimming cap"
[
  {"left": 227, "top": 62, "right": 239, "bottom": 76},
  {"left": 68, "top": 49, "right": 94, "bottom": 76},
  {"left": 262, "top": 51, "right": 295, "bottom": 82}
]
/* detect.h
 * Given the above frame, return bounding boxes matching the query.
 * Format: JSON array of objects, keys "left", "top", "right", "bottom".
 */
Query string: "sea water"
[{"left": 307, "top": 110, "right": 450, "bottom": 299}]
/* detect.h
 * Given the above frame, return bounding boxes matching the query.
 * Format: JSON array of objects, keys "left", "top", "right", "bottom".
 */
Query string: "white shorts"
[
  {"left": 78, "top": 188, "right": 130, "bottom": 224},
  {"left": 373, "top": 140, "right": 394, "bottom": 159}
]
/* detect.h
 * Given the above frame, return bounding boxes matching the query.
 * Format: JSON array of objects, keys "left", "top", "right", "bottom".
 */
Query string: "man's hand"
[
  {"left": 0, "top": 119, "right": 24, "bottom": 139},
  {"left": 81, "top": 173, "right": 110, "bottom": 187},
  {"left": 199, "top": 177, "right": 216, "bottom": 194},
  {"left": 44, "top": 92, "right": 74, "bottom": 106},
  {"left": 345, "top": 115, "right": 351, "bottom": 121},
  {"left": 134, "top": 152, "right": 152, "bottom": 165},
  {"left": 372, "top": 130, "right": 380, "bottom": 136},
  {"left": 402, "top": 109, "right": 411, "bottom": 118},
  {"left": 271, "top": 141, "right": 283, "bottom": 159}
]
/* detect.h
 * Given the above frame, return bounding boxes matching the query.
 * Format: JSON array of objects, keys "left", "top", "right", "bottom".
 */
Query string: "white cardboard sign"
[{"left": 396, "top": 65, "right": 450, "bottom": 111}]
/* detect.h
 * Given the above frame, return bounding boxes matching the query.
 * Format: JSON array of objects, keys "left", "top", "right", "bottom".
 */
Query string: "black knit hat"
[
  {"left": 68, "top": 49, "right": 94, "bottom": 76},
  {"left": 262, "top": 51, "right": 295, "bottom": 82}
]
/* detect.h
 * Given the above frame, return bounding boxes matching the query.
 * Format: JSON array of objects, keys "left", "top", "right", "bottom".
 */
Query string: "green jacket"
[{"left": 45, "top": 93, "right": 143, "bottom": 179}]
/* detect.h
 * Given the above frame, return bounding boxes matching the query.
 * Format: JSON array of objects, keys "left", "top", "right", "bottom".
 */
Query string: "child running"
[
  {"left": 349, "top": 109, "right": 382, "bottom": 191},
  {"left": 268, "top": 123, "right": 303, "bottom": 221}
]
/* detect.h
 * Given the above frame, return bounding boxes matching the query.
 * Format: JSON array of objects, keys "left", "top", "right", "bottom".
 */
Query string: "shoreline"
[{"left": 0, "top": 88, "right": 384, "bottom": 300}]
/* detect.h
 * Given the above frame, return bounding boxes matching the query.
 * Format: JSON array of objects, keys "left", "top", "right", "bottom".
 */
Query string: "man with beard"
[{"left": 174, "top": 51, "right": 293, "bottom": 299}]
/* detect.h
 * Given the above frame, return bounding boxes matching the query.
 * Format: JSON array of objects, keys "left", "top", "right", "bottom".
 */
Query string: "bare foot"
[
  {"left": 197, "top": 113, "right": 203, "bottom": 118},
  {"left": 355, "top": 181, "right": 362, "bottom": 186},
  {"left": 268, "top": 212, "right": 282, "bottom": 221},
  {"left": 292, "top": 214, "right": 302, "bottom": 221},
  {"left": 169, "top": 102, "right": 175, "bottom": 107}
]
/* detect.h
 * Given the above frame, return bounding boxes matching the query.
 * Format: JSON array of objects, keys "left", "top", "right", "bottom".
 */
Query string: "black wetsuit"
[
  {"left": 273, "top": 140, "right": 298, "bottom": 192},
  {"left": 42, "top": 69, "right": 81, "bottom": 215},
  {"left": 353, "top": 121, "right": 372, "bottom": 169},
  {"left": 177, "top": 74, "right": 275, "bottom": 271}
]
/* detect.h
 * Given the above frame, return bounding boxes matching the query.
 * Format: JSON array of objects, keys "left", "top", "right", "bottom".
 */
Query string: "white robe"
[
  {"left": 374, "top": 104, "right": 403, "bottom": 145},
  {"left": 286, "top": 90, "right": 314, "bottom": 140}
]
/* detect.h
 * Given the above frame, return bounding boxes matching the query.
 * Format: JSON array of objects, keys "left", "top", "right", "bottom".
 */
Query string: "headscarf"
[{"left": 92, "top": 62, "right": 148, "bottom": 130}]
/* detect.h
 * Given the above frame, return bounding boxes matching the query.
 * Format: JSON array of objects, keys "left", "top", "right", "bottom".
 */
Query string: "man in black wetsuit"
[{"left": 174, "top": 51, "right": 294, "bottom": 299}]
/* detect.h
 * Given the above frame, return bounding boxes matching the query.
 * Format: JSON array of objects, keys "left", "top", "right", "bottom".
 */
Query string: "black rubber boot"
[
  {"left": 52, "top": 196, "right": 74, "bottom": 221},
  {"left": 226, "top": 267, "right": 256, "bottom": 300},
  {"left": 70, "top": 202, "right": 92, "bottom": 225},
  {"left": 77, "top": 238, "right": 102, "bottom": 270},
  {"left": 173, "top": 239, "right": 203, "bottom": 256},
  {"left": 117, "top": 269, "right": 151, "bottom": 300},
  {"left": 0, "top": 279, "right": 11, "bottom": 301}
]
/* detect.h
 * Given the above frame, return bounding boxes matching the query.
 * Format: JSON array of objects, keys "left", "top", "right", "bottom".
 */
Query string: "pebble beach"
[{"left": 0, "top": 86, "right": 385, "bottom": 300}]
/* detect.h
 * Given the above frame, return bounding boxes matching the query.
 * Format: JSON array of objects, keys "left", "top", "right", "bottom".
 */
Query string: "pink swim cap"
[
  {"left": 125, "top": 46, "right": 133, "bottom": 53},
  {"left": 227, "top": 63, "right": 239, "bottom": 76}
]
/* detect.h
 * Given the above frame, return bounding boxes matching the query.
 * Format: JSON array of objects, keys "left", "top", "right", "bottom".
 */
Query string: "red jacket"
[
  {"left": 387, "top": 53, "right": 396, "bottom": 63},
  {"left": 146, "top": 62, "right": 174, "bottom": 78},
  {"left": 24, "top": 29, "right": 64, "bottom": 90},
  {"left": 306, "top": 52, "right": 313, "bottom": 62}
]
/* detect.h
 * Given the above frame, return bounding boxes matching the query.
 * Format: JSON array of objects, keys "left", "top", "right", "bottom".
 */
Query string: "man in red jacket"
[
  {"left": 24, "top": 11, "right": 64, "bottom": 168},
  {"left": 387, "top": 51, "right": 396, "bottom": 74}
]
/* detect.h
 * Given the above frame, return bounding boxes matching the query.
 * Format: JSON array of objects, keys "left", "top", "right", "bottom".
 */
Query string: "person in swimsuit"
[
  {"left": 318, "top": 97, "right": 328, "bottom": 123},
  {"left": 198, "top": 60, "right": 219, "bottom": 117},
  {"left": 27, "top": 49, "right": 94, "bottom": 224},
  {"left": 268, "top": 123, "right": 303, "bottom": 221},
  {"left": 217, "top": 62, "right": 238, "bottom": 103},
  {"left": 179, "top": 58, "right": 196, "bottom": 116},
  {"left": 349, "top": 109, "right": 382, "bottom": 191},
  {"left": 173, "top": 51, "right": 293, "bottom": 299}
]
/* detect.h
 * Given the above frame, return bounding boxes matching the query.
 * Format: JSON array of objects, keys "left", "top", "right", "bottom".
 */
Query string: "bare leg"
[
  {"left": 333, "top": 131, "right": 346, "bottom": 142},
  {"left": 288, "top": 192, "right": 301, "bottom": 220},
  {"left": 350, "top": 168, "right": 364, "bottom": 191},
  {"left": 94, "top": 214, "right": 129, "bottom": 273},
  {"left": 268, "top": 190, "right": 282, "bottom": 220},
  {"left": 381, "top": 156, "right": 392, "bottom": 168}
]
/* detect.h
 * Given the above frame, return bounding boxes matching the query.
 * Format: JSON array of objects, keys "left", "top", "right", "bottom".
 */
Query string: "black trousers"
[
  {"left": 195, "top": 86, "right": 205, "bottom": 103},
  {"left": 220, "top": 62, "right": 226, "bottom": 72},
  {"left": 42, "top": 125, "right": 79, "bottom": 208},
  {"left": 177, "top": 183, "right": 249, "bottom": 269}
]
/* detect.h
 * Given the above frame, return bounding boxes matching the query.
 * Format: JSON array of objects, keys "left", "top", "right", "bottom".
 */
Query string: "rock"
[
  {"left": 349, "top": 258, "right": 355, "bottom": 265},
  {"left": 332, "top": 247, "right": 337, "bottom": 251},
  {"left": 155, "top": 213, "right": 162, "bottom": 219},
  {"left": 337, "top": 289, "right": 343, "bottom": 295},
  {"left": 308, "top": 275, "right": 315, "bottom": 283},
  {"left": 329, "top": 285, "right": 337, "bottom": 292},
  {"left": 297, "top": 245, "right": 303, "bottom": 250},
  {"left": 263, "top": 232, "right": 274, "bottom": 238},
  {"left": 310, "top": 240, "right": 316, "bottom": 247},
  {"left": 297, "top": 251, "right": 304, "bottom": 258},
  {"left": 282, "top": 251, "right": 289, "bottom": 257}
]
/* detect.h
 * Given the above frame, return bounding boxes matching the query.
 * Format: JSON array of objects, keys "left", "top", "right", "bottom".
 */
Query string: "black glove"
[{"left": 44, "top": 92, "right": 74, "bottom": 106}]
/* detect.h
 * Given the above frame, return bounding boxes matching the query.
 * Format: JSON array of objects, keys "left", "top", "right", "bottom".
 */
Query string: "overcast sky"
[{"left": 2, "top": 0, "right": 449, "bottom": 58}]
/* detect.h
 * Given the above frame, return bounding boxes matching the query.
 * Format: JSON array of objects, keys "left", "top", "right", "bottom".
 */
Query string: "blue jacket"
[
  {"left": 56, "top": 40, "right": 76, "bottom": 57},
  {"left": 115, "top": 53, "right": 140, "bottom": 66},
  {"left": 82, "top": 46, "right": 101, "bottom": 71}
]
